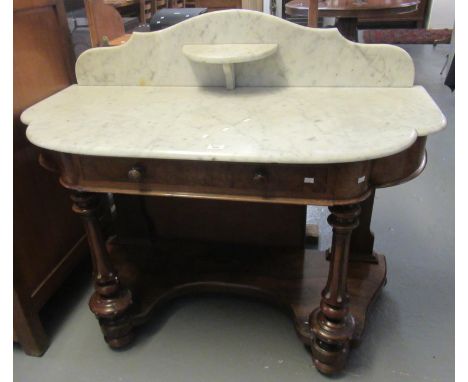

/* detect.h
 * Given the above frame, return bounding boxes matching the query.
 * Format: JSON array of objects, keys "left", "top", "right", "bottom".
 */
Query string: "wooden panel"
[
  {"left": 14, "top": 0, "right": 58, "bottom": 11},
  {"left": 13, "top": 0, "right": 75, "bottom": 123},
  {"left": 371, "top": 137, "right": 427, "bottom": 188},
  {"left": 113, "top": 195, "right": 307, "bottom": 247},
  {"left": 13, "top": 0, "right": 86, "bottom": 356}
]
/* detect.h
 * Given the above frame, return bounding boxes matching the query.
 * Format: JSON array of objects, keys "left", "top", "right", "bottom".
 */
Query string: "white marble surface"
[
  {"left": 182, "top": 44, "right": 278, "bottom": 64},
  {"left": 21, "top": 85, "right": 446, "bottom": 164},
  {"left": 75, "top": 10, "right": 415, "bottom": 88}
]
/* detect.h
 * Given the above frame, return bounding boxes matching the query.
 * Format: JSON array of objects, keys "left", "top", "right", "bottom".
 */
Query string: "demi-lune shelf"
[{"left": 182, "top": 44, "right": 278, "bottom": 89}]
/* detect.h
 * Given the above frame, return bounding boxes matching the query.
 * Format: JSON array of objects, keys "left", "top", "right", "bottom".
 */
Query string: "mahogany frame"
[{"left": 40, "top": 136, "right": 427, "bottom": 374}]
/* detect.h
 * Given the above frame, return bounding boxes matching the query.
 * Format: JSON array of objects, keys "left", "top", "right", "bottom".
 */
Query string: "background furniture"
[
  {"left": 85, "top": 0, "right": 130, "bottom": 47},
  {"left": 195, "top": 0, "right": 242, "bottom": 11},
  {"left": 149, "top": 8, "right": 207, "bottom": 31},
  {"left": 242, "top": 0, "right": 263, "bottom": 11},
  {"left": 139, "top": 0, "right": 157, "bottom": 24},
  {"left": 444, "top": 28, "right": 455, "bottom": 91},
  {"left": 13, "top": 0, "right": 87, "bottom": 356},
  {"left": 66, "top": 0, "right": 139, "bottom": 54},
  {"left": 308, "top": 0, "right": 317, "bottom": 27},
  {"left": 104, "top": 0, "right": 160, "bottom": 23},
  {"left": 285, "top": 0, "right": 420, "bottom": 41},
  {"left": 358, "top": 0, "right": 428, "bottom": 29}
]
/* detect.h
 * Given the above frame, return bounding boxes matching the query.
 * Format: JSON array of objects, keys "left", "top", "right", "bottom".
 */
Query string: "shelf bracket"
[{"left": 222, "top": 63, "right": 235, "bottom": 90}]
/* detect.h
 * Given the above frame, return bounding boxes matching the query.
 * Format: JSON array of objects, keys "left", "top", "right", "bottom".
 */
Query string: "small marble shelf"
[{"left": 182, "top": 44, "right": 278, "bottom": 89}]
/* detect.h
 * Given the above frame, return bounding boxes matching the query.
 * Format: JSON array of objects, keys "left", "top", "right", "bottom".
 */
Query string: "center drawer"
[{"left": 74, "top": 156, "right": 370, "bottom": 203}]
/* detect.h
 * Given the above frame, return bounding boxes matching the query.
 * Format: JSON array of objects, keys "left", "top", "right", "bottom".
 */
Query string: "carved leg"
[
  {"left": 310, "top": 204, "right": 360, "bottom": 374},
  {"left": 349, "top": 189, "right": 378, "bottom": 263},
  {"left": 71, "top": 191, "right": 133, "bottom": 349}
]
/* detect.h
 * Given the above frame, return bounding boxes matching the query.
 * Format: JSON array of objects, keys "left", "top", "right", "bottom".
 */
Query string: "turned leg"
[
  {"left": 349, "top": 189, "right": 378, "bottom": 263},
  {"left": 310, "top": 204, "right": 360, "bottom": 374},
  {"left": 71, "top": 191, "right": 133, "bottom": 349}
]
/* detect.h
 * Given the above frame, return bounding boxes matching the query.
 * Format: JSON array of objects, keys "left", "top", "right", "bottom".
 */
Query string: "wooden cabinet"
[{"left": 13, "top": 0, "right": 87, "bottom": 356}]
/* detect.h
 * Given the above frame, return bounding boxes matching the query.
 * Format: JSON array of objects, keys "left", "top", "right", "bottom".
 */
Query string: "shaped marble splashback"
[{"left": 76, "top": 10, "right": 415, "bottom": 88}]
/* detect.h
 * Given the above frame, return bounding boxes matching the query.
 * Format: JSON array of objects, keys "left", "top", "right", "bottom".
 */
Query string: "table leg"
[
  {"left": 71, "top": 191, "right": 134, "bottom": 349},
  {"left": 335, "top": 17, "right": 358, "bottom": 42},
  {"left": 349, "top": 189, "right": 378, "bottom": 263},
  {"left": 309, "top": 203, "right": 360, "bottom": 374}
]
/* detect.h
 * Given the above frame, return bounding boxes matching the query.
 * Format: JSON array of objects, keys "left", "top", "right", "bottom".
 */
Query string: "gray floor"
[{"left": 14, "top": 44, "right": 455, "bottom": 382}]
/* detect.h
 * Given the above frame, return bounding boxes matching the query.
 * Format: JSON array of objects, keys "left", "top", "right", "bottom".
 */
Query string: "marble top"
[
  {"left": 21, "top": 10, "right": 446, "bottom": 164},
  {"left": 21, "top": 85, "right": 445, "bottom": 164}
]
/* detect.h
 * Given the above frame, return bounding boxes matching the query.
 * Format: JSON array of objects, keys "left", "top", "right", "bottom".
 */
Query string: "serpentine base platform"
[{"left": 102, "top": 237, "right": 386, "bottom": 371}]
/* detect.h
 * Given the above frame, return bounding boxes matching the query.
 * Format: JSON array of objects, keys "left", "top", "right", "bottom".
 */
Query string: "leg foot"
[
  {"left": 309, "top": 308, "right": 354, "bottom": 374},
  {"left": 98, "top": 315, "right": 134, "bottom": 349},
  {"left": 89, "top": 288, "right": 133, "bottom": 348}
]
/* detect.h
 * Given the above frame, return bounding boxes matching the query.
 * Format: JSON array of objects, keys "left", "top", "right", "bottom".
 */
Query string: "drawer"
[{"left": 66, "top": 155, "right": 372, "bottom": 204}]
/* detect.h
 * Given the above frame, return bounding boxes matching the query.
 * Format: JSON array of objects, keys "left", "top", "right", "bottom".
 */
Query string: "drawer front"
[{"left": 72, "top": 156, "right": 371, "bottom": 203}]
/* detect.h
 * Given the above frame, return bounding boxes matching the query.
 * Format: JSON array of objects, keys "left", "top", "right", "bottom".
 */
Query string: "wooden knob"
[
  {"left": 128, "top": 166, "right": 144, "bottom": 182},
  {"left": 253, "top": 170, "right": 268, "bottom": 183}
]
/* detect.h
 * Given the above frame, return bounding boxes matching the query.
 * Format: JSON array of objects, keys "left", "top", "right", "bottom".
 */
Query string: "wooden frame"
[{"left": 34, "top": 136, "right": 427, "bottom": 372}]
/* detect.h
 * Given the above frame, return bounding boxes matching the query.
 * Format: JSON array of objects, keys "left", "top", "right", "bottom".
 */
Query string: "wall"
[{"left": 427, "top": 0, "right": 455, "bottom": 28}]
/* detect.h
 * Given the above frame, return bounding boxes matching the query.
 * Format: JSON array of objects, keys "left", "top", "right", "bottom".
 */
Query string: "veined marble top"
[
  {"left": 21, "top": 85, "right": 445, "bottom": 164},
  {"left": 21, "top": 10, "right": 446, "bottom": 164}
]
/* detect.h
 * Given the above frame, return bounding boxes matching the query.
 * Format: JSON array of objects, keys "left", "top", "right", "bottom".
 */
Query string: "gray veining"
[
  {"left": 21, "top": 85, "right": 445, "bottom": 163},
  {"left": 75, "top": 10, "right": 415, "bottom": 88},
  {"left": 21, "top": 10, "right": 446, "bottom": 164}
]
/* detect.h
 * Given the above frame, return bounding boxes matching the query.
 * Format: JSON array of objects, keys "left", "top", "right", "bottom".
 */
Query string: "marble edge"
[
  {"left": 20, "top": 84, "right": 446, "bottom": 136},
  {"left": 20, "top": 85, "right": 77, "bottom": 126},
  {"left": 20, "top": 84, "right": 446, "bottom": 164},
  {"left": 412, "top": 85, "right": 447, "bottom": 135},
  {"left": 23, "top": 129, "right": 420, "bottom": 165}
]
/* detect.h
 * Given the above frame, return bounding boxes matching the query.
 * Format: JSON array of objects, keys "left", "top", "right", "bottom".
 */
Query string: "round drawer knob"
[
  {"left": 128, "top": 166, "right": 144, "bottom": 182},
  {"left": 253, "top": 170, "right": 268, "bottom": 183}
]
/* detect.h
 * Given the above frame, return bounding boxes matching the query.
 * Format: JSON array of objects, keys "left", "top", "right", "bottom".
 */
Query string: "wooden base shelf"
[{"left": 105, "top": 237, "right": 387, "bottom": 347}]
